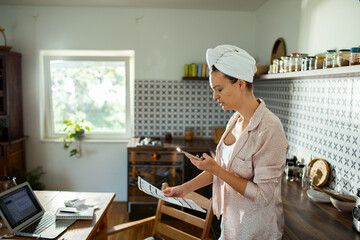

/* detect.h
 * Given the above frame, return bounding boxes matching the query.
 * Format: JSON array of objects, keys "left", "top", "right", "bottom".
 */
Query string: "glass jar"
[
  {"left": 297, "top": 163, "right": 305, "bottom": 181},
  {"left": 272, "top": 59, "right": 279, "bottom": 74},
  {"left": 315, "top": 56, "right": 325, "bottom": 69},
  {"left": 279, "top": 57, "right": 285, "bottom": 73},
  {"left": 337, "top": 49, "right": 350, "bottom": 67},
  {"left": 324, "top": 50, "right": 336, "bottom": 68},
  {"left": 283, "top": 56, "right": 290, "bottom": 73},
  {"left": 184, "top": 129, "right": 193, "bottom": 141},
  {"left": 285, "top": 162, "right": 295, "bottom": 181},
  {"left": 301, "top": 57, "right": 309, "bottom": 71},
  {"left": 268, "top": 65, "right": 274, "bottom": 74},
  {"left": 308, "top": 56, "right": 316, "bottom": 70},
  {"left": 289, "top": 53, "right": 300, "bottom": 72},
  {"left": 350, "top": 47, "right": 360, "bottom": 65}
]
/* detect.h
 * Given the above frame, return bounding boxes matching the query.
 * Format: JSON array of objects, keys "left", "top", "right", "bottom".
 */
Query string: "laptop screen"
[{"left": 0, "top": 184, "right": 43, "bottom": 229}]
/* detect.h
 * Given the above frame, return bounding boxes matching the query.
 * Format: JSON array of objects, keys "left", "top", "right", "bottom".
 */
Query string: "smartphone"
[{"left": 176, "top": 147, "right": 202, "bottom": 161}]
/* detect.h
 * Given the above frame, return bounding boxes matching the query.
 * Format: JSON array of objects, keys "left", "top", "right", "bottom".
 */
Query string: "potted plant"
[{"left": 60, "top": 120, "right": 91, "bottom": 157}]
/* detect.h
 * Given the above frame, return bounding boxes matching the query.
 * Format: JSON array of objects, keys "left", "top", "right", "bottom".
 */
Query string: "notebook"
[
  {"left": 0, "top": 182, "right": 76, "bottom": 239},
  {"left": 55, "top": 207, "right": 94, "bottom": 220}
]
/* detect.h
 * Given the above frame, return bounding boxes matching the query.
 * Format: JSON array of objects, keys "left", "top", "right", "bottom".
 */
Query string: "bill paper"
[{"left": 138, "top": 176, "right": 206, "bottom": 213}]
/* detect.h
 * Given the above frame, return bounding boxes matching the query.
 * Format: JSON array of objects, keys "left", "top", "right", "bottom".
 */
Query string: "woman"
[{"left": 164, "top": 45, "right": 288, "bottom": 239}]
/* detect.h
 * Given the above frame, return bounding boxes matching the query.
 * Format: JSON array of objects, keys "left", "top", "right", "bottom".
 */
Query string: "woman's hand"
[
  {"left": 163, "top": 185, "right": 189, "bottom": 198},
  {"left": 186, "top": 153, "right": 219, "bottom": 174}
]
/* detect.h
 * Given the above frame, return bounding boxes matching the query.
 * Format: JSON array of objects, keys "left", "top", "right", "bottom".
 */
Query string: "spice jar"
[
  {"left": 315, "top": 56, "right": 325, "bottom": 69},
  {"left": 289, "top": 53, "right": 299, "bottom": 72},
  {"left": 283, "top": 56, "right": 290, "bottom": 73},
  {"left": 301, "top": 57, "right": 309, "bottom": 71},
  {"left": 350, "top": 47, "right": 360, "bottom": 65},
  {"left": 324, "top": 50, "right": 336, "bottom": 68},
  {"left": 184, "top": 129, "right": 193, "bottom": 141},
  {"left": 272, "top": 59, "right": 279, "bottom": 74},
  {"left": 279, "top": 57, "right": 285, "bottom": 73},
  {"left": 308, "top": 56, "right": 316, "bottom": 70},
  {"left": 337, "top": 49, "right": 350, "bottom": 67}
]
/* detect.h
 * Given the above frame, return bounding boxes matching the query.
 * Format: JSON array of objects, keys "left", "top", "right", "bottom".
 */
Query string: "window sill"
[
  {"left": 40, "top": 138, "right": 131, "bottom": 143},
  {"left": 255, "top": 65, "right": 360, "bottom": 80}
]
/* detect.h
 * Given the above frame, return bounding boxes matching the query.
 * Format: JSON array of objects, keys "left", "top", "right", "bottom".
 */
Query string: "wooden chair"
[{"left": 106, "top": 183, "right": 214, "bottom": 240}]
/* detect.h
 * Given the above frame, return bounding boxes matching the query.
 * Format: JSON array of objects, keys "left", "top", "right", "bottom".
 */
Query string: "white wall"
[
  {"left": 255, "top": 0, "right": 360, "bottom": 65},
  {"left": 0, "top": 5, "right": 255, "bottom": 200}
]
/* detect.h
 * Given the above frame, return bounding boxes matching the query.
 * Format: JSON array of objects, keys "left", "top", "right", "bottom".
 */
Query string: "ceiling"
[{"left": 0, "top": 0, "right": 269, "bottom": 11}]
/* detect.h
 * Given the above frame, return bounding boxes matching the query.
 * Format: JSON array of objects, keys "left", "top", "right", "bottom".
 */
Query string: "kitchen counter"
[{"left": 282, "top": 175, "right": 359, "bottom": 239}]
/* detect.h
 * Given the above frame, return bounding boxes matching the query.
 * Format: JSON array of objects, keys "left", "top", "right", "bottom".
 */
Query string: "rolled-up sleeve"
[{"left": 243, "top": 120, "right": 289, "bottom": 206}]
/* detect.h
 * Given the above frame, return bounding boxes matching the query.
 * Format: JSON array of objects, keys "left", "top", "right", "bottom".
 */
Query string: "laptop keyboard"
[{"left": 21, "top": 213, "right": 55, "bottom": 234}]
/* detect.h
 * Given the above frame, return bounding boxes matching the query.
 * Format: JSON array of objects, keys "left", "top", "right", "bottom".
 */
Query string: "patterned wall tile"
[
  {"left": 134, "top": 79, "right": 233, "bottom": 138},
  {"left": 254, "top": 77, "right": 360, "bottom": 195}
]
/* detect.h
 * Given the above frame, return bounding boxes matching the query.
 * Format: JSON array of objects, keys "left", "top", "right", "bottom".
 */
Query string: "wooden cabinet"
[{"left": 0, "top": 50, "right": 26, "bottom": 180}]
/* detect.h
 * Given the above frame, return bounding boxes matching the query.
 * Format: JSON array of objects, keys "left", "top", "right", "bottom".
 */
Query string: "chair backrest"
[{"left": 151, "top": 183, "right": 214, "bottom": 240}]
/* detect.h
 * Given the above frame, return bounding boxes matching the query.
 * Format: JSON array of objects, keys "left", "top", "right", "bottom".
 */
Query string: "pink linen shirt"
[{"left": 213, "top": 99, "right": 289, "bottom": 240}]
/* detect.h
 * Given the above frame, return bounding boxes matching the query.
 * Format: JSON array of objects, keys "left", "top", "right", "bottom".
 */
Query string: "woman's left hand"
[{"left": 185, "top": 153, "right": 218, "bottom": 174}]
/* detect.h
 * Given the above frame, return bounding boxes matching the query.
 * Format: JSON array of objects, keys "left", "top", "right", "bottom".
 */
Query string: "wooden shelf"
[
  {"left": 255, "top": 65, "right": 360, "bottom": 80},
  {"left": 182, "top": 77, "right": 209, "bottom": 80}
]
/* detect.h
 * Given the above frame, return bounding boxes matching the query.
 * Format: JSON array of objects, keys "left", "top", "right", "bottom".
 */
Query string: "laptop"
[{"left": 0, "top": 182, "right": 76, "bottom": 239}]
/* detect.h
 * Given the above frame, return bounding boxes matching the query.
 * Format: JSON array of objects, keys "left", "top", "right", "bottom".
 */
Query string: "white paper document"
[{"left": 137, "top": 177, "right": 206, "bottom": 213}]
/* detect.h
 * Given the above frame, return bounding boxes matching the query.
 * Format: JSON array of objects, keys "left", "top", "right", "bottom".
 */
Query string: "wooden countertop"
[
  {"left": 127, "top": 137, "right": 217, "bottom": 156},
  {"left": 282, "top": 175, "right": 360, "bottom": 239}
]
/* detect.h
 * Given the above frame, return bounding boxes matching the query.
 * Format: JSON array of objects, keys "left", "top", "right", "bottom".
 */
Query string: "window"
[{"left": 40, "top": 50, "right": 134, "bottom": 140}]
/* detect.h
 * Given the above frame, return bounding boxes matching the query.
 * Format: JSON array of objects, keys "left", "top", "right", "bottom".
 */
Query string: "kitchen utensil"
[
  {"left": 312, "top": 186, "right": 355, "bottom": 203},
  {"left": 270, "top": 38, "right": 286, "bottom": 63},
  {"left": 306, "top": 189, "right": 330, "bottom": 203},
  {"left": 307, "top": 158, "right": 330, "bottom": 187},
  {"left": 330, "top": 194, "right": 356, "bottom": 212}
]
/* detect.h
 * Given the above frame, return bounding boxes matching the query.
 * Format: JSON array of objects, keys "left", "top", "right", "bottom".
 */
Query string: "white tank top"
[{"left": 219, "top": 141, "right": 236, "bottom": 168}]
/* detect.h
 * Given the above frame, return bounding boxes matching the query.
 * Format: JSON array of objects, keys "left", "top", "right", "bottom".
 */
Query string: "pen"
[{"left": 60, "top": 210, "right": 79, "bottom": 213}]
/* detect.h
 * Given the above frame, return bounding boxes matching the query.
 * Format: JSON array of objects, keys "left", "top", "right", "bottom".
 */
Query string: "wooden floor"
[
  {"left": 107, "top": 202, "right": 131, "bottom": 240},
  {"left": 106, "top": 201, "right": 219, "bottom": 240}
]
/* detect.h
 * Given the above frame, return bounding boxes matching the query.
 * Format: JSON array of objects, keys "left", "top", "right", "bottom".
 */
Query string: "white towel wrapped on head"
[{"left": 206, "top": 45, "right": 257, "bottom": 83}]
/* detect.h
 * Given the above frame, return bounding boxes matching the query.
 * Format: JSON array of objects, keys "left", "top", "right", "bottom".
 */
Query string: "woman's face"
[{"left": 209, "top": 71, "right": 241, "bottom": 111}]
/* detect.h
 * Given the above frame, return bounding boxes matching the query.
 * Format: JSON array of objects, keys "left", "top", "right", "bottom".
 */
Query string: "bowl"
[{"left": 330, "top": 194, "right": 356, "bottom": 212}]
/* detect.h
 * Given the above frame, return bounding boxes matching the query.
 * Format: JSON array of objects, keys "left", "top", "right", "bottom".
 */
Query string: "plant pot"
[{"left": 75, "top": 129, "right": 85, "bottom": 141}]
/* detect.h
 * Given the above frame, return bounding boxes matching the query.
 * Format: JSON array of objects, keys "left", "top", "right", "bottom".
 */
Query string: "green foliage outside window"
[{"left": 50, "top": 60, "right": 127, "bottom": 135}]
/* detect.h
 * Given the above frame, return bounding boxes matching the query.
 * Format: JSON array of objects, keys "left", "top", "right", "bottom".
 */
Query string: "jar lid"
[
  {"left": 287, "top": 162, "right": 295, "bottom": 166},
  {"left": 290, "top": 53, "right": 300, "bottom": 56},
  {"left": 308, "top": 56, "right": 316, "bottom": 58},
  {"left": 350, "top": 47, "right": 360, "bottom": 52},
  {"left": 339, "top": 49, "right": 350, "bottom": 52},
  {"left": 316, "top": 56, "right": 325, "bottom": 59},
  {"left": 326, "top": 49, "right": 336, "bottom": 53}
]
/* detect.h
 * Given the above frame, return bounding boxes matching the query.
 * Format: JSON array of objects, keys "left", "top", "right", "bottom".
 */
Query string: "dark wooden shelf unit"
[{"left": 0, "top": 50, "right": 26, "bottom": 181}]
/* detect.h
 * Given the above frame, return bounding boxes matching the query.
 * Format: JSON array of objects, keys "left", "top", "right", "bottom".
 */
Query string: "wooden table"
[
  {"left": 0, "top": 190, "right": 115, "bottom": 240},
  {"left": 282, "top": 175, "right": 360, "bottom": 239}
]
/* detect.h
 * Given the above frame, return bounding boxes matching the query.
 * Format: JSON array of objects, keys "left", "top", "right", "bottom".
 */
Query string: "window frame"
[{"left": 39, "top": 50, "right": 135, "bottom": 141}]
